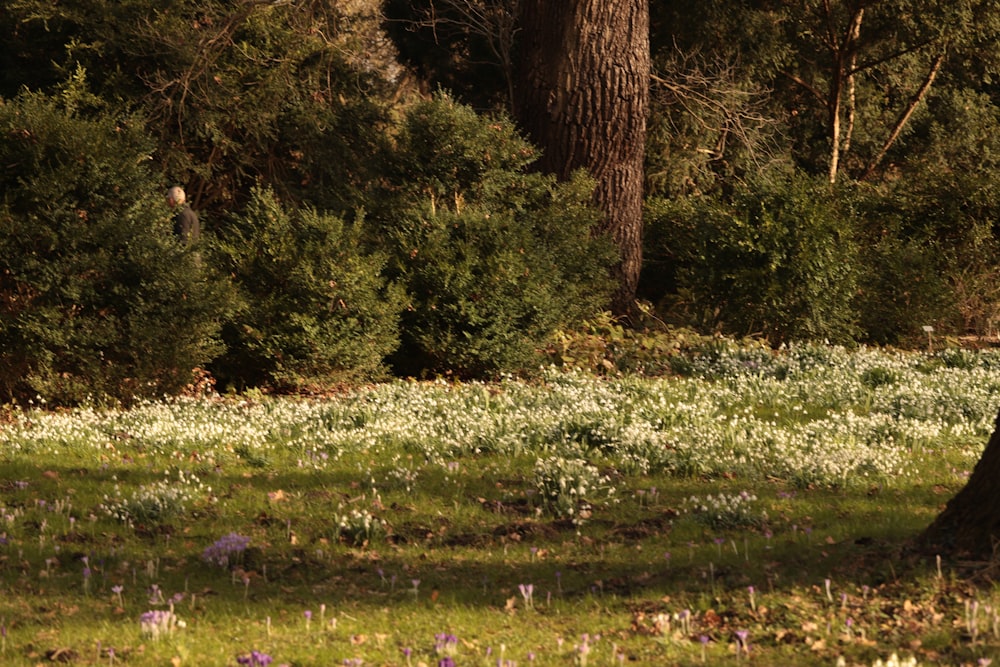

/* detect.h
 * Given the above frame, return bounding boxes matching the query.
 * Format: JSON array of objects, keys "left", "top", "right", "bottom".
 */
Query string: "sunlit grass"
[{"left": 2, "top": 344, "right": 1000, "bottom": 665}]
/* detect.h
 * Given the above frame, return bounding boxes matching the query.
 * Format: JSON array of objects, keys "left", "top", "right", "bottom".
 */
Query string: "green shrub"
[
  {"left": 853, "top": 175, "right": 1000, "bottom": 344},
  {"left": 544, "top": 309, "right": 711, "bottom": 376},
  {"left": 645, "top": 173, "right": 860, "bottom": 344},
  {"left": 212, "top": 186, "right": 403, "bottom": 391},
  {"left": 0, "top": 83, "right": 230, "bottom": 405},
  {"left": 854, "top": 234, "right": 953, "bottom": 345},
  {"left": 369, "top": 94, "right": 616, "bottom": 377}
]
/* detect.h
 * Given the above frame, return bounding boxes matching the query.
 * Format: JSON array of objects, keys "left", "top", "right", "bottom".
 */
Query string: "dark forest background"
[{"left": 4, "top": 0, "right": 1000, "bottom": 404}]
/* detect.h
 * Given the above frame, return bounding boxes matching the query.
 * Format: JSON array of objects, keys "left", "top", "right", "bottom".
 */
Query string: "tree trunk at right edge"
[
  {"left": 513, "top": 0, "right": 649, "bottom": 317},
  {"left": 918, "top": 408, "right": 1000, "bottom": 560}
]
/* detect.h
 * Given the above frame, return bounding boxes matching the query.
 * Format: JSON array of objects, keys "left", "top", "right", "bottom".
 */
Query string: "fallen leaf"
[{"left": 702, "top": 609, "right": 721, "bottom": 627}]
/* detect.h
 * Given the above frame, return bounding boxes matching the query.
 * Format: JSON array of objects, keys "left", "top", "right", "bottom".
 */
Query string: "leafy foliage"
[
  {"left": 0, "top": 83, "right": 231, "bottom": 405},
  {"left": 854, "top": 169, "right": 1000, "bottom": 344},
  {"left": 369, "top": 94, "right": 616, "bottom": 377},
  {"left": 2, "top": 0, "right": 397, "bottom": 218},
  {"left": 646, "top": 173, "right": 861, "bottom": 344},
  {"left": 212, "top": 186, "right": 403, "bottom": 391}
]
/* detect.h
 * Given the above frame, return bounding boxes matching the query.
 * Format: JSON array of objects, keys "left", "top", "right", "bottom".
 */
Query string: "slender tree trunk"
[
  {"left": 918, "top": 408, "right": 1000, "bottom": 560},
  {"left": 513, "top": 0, "right": 649, "bottom": 316},
  {"left": 860, "top": 51, "right": 945, "bottom": 182},
  {"left": 841, "top": 8, "right": 863, "bottom": 162},
  {"left": 825, "top": 5, "right": 864, "bottom": 185},
  {"left": 828, "top": 76, "right": 843, "bottom": 184}
]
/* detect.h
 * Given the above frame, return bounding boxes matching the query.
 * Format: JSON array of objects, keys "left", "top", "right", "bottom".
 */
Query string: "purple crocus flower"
[{"left": 735, "top": 629, "right": 749, "bottom": 654}]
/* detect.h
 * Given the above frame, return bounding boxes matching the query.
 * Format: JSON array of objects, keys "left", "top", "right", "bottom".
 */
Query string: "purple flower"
[
  {"left": 139, "top": 609, "right": 181, "bottom": 639},
  {"left": 735, "top": 630, "right": 749, "bottom": 653},
  {"left": 148, "top": 584, "right": 164, "bottom": 604},
  {"left": 238, "top": 652, "right": 274, "bottom": 667},
  {"left": 435, "top": 632, "right": 458, "bottom": 654},
  {"left": 202, "top": 533, "right": 250, "bottom": 568}
]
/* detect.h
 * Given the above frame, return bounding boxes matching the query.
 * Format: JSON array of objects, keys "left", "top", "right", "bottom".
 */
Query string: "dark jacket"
[{"left": 174, "top": 205, "right": 201, "bottom": 244}]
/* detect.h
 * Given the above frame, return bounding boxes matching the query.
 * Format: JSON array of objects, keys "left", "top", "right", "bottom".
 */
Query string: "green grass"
[{"left": 2, "top": 344, "right": 1000, "bottom": 666}]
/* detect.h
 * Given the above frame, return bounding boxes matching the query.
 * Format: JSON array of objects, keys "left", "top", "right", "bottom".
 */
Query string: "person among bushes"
[{"left": 167, "top": 186, "right": 201, "bottom": 245}]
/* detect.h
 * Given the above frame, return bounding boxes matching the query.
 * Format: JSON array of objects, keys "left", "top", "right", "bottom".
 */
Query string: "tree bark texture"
[
  {"left": 513, "top": 0, "right": 649, "bottom": 316},
  {"left": 919, "top": 408, "right": 1000, "bottom": 560}
]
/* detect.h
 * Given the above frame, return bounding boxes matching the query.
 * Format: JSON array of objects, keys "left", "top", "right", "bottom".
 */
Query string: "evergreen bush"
[
  {"left": 854, "top": 174, "right": 1000, "bottom": 344},
  {"left": 211, "top": 186, "right": 403, "bottom": 391},
  {"left": 368, "top": 94, "right": 616, "bottom": 377},
  {"left": 0, "top": 82, "right": 230, "bottom": 405},
  {"left": 645, "top": 173, "right": 861, "bottom": 344}
]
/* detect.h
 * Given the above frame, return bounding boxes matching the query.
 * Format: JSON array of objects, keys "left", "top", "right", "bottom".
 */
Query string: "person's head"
[{"left": 166, "top": 186, "right": 186, "bottom": 208}]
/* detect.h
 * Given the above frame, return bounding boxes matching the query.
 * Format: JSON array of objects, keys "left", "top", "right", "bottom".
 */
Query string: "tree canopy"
[{"left": 5, "top": 0, "right": 1000, "bottom": 396}]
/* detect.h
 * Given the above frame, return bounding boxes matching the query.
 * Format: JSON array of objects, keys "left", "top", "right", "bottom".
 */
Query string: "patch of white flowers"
[
  {"left": 335, "top": 508, "right": 386, "bottom": 546},
  {"left": 4, "top": 344, "right": 1000, "bottom": 498},
  {"left": 684, "top": 491, "right": 767, "bottom": 529},
  {"left": 533, "top": 456, "right": 616, "bottom": 523},
  {"left": 100, "top": 469, "right": 210, "bottom": 525}
]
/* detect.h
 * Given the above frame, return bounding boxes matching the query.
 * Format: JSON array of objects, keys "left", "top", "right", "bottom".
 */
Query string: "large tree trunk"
[
  {"left": 919, "top": 408, "right": 1000, "bottom": 560},
  {"left": 513, "top": 0, "right": 649, "bottom": 317}
]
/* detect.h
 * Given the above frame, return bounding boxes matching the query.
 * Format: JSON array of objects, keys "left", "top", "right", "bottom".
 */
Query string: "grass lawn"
[{"left": 1, "top": 343, "right": 999, "bottom": 666}]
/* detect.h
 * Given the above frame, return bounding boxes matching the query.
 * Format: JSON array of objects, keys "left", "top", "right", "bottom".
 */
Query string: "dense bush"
[
  {"left": 367, "top": 94, "right": 617, "bottom": 377},
  {"left": 853, "top": 172, "right": 1000, "bottom": 344},
  {"left": 645, "top": 173, "right": 861, "bottom": 344},
  {"left": 211, "top": 186, "right": 403, "bottom": 391},
  {"left": 0, "top": 83, "right": 231, "bottom": 405}
]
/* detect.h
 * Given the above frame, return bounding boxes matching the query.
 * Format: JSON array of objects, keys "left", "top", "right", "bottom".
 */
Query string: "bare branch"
[
  {"left": 386, "top": 0, "right": 520, "bottom": 109},
  {"left": 652, "top": 45, "right": 779, "bottom": 172},
  {"left": 860, "top": 50, "right": 946, "bottom": 181}
]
